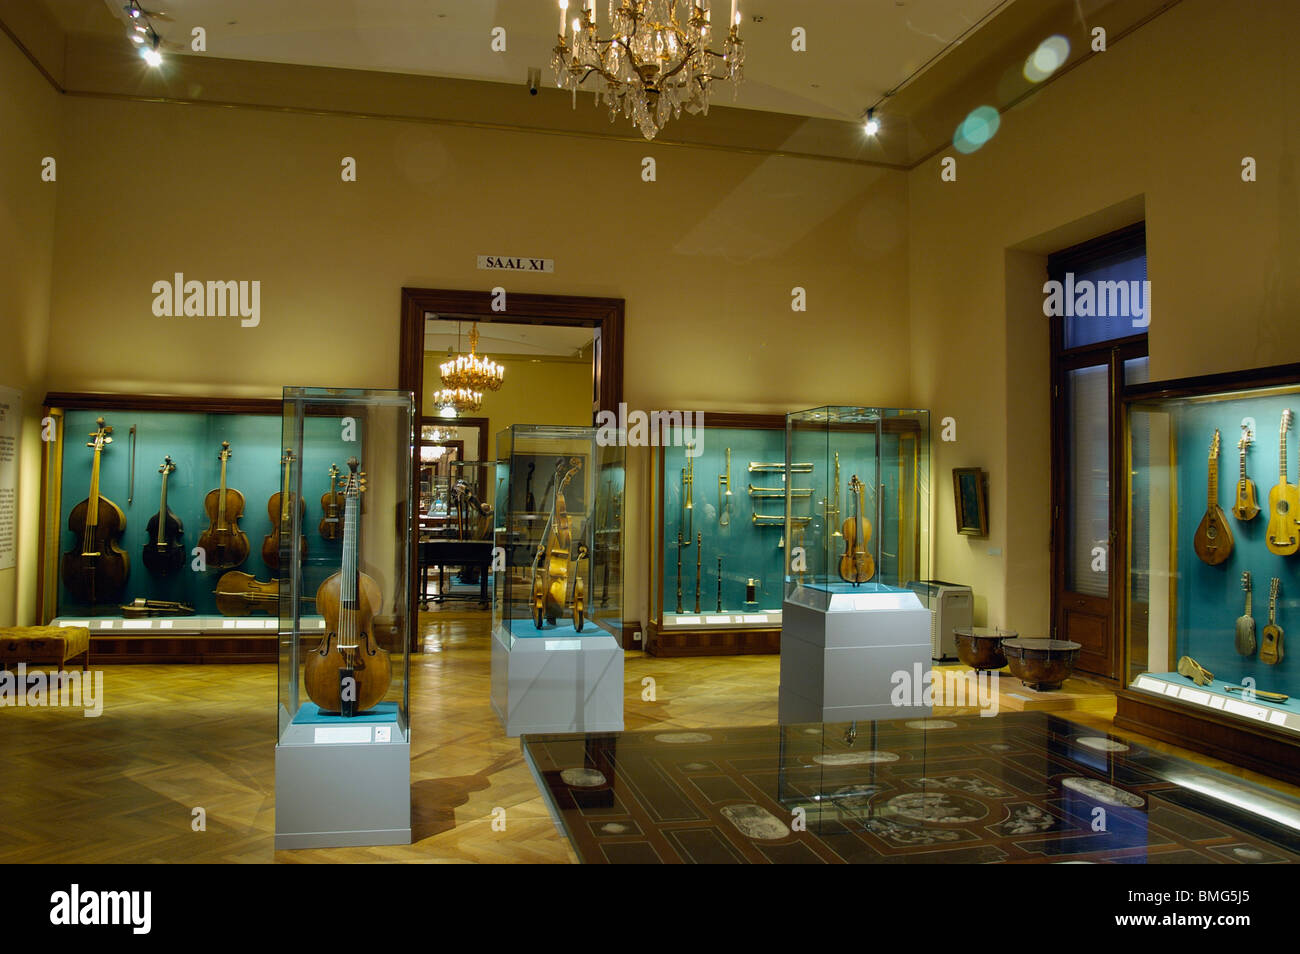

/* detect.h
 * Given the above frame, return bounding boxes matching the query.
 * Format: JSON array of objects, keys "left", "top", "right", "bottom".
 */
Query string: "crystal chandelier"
[
  {"left": 433, "top": 387, "right": 483, "bottom": 415},
  {"left": 440, "top": 323, "right": 504, "bottom": 393},
  {"left": 551, "top": 0, "right": 745, "bottom": 141}
]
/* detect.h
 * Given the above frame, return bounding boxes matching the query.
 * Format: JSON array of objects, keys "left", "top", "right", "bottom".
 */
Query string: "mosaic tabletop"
[{"left": 521, "top": 712, "right": 1300, "bottom": 864}]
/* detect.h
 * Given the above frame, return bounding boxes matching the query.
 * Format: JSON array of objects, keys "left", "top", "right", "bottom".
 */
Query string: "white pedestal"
[
  {"left": 491, "top": 625, "right": 624, "bottom": 737},
  {"left": 779, "top": 589, "right": 933, "bottom": 723}
]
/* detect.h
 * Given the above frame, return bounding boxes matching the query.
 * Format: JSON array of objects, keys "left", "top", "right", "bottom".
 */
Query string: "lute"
[
  {"left": 142, "top": 455, "right": 185, "bottom": 576},
  {"left": 1266, "top": 410, "right": 1300, "bottom": 555},
  {"left": 1260, "top": 576, "right": 1284, "bottom": 666},
  {"left": 1192, "top": 429, "right": 1233, "bottom": 565},
  {"left": 1235, "top": 571, "right": 1255, "bottom": 657},
  {"left": 61, "top": 417, "right": 129, "bottom": 605},
  {"left": 1233, "top": 425, "right": 1260, "bottom": 521}
]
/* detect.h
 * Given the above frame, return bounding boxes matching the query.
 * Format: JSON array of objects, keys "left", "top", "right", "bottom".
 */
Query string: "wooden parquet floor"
[{"left": 1, "top": 607, "right": 1296, "bottom": 863}]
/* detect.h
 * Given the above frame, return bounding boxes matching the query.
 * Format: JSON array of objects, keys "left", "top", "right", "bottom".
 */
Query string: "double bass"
[
  {"left": 530, "top": 456, "right": 588, "bottom": 630},
  {"left": 142, "top": 456, "right": 185, "bottom": 576},
  {"left": 304, "top": 458, "right": 391, "bottom": 716},
  {"left": 261, "top": 449, "right": 306, "bottom": 569},
  {"left": 319, "top": 463, "right": 344, "bottom": 541},
  {"left": 198, "top": 441, "right": 250, "bottom": 569},
  {"left": 61, "top": 417, "right": 129, "bottom": 605},
  {"left": 838, "top": 475, "right": 875, "bottom": 584}
]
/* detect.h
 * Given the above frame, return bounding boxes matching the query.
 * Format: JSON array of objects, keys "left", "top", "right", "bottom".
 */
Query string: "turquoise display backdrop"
[
  {"left": 58, "top": 409, "right": 353, "bottom": 616},
  {"left": 1172, "top": 396, "right": 1300, "bottom": 693}
]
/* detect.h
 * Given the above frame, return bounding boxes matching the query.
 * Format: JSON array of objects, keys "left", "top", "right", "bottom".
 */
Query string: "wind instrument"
[
  {"left": 675, "top": 531, "right": 684, "bottom": 613},
  {"left": 749, "top": 462, "right": 812, "bottom": 473},
  {"left": 748, "top": 484, "right": 814, "bottom": 498},
  {"left": 716, "top": 556, "right": 722, "bottom": 612},
  {"left": 682, "top": 441, "right": 695, "bottom": 541},
  {"left": 828, "top": 452, "right": 842, "bottom": 539},
  {"left": 718, "top": 447, "right": 732, "bottom": 527}
]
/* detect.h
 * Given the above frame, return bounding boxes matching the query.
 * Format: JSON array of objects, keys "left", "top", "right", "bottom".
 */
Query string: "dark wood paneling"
[
  {"left": 44, "top": 393, "right": 283, "bottom": 415},
  {"left": 88, "top": 636, "right": 277, "bottom": 664},
  {"left": 1115, "top": 688, "right": 1300, "bottom": 787},
  {"left": 645, "top": 621, "right": 780, "bottom": 657}
]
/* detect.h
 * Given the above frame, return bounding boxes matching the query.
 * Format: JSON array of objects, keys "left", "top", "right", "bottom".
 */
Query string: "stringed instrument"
[
  {"left": 530, "top": 456, "right": 588, "bottom": 630},
  {"left": 319, "top": 463, "right": 344, "bottom": 541},
  {"left": 198, "top": 441, "right": 249, "bottom": 569},
  {"left": 142, "top": 455, "right": 185, "bottom": 576},
  {"left": 61, "top": 417, "right": 129, "bottom": 605},
  {"left": 214, "top": 570, "right": 281, "bottom": 616},
  {"left": 1260, "top": 576, "right": 1284, "bottom": 665},
  {"left": 838, "top": 474, "right": 875, "bottom": 584},
  {"left": 305, "top": 458, "right": 391, "bottom": 716},
  {"left": 261, "top": 449, "right": 306, "bottom": 570},
  {"left": 1192, "top": 429, "right": 1234, "bottom": 565},
  {"left": 1235, "top": 571, "right": 1256, "bottom": 657},
  {"left": 524, "top": 461, "right": 536, "bottom": 512},
  {"left": 1266, "top": 410, "right": 1300, "bottom": 555},
  {"left": 1233, "top": 425, "right": 1260, "bottom": 521}
]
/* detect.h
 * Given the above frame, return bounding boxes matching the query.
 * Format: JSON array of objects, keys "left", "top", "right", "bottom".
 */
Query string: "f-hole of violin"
[{"left": 338, "top": 667, "right": 357, "bottom": 719}]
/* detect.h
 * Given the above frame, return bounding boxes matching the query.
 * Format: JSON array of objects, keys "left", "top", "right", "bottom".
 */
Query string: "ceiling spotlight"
[
  {"left": 125, "top": 1, "right": 142, "bottom": 18},
  {"left": 140, "top": 33, "right": 162, "bottom": 66},
  {"left": 863, "top": 108, "right": 880, "bottom": 136}
]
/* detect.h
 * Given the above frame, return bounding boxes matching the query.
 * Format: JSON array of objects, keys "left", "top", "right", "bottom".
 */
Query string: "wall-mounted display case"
[
  {"left": 1118, "top": 365, "right": 1300, "bottom": 785},
  {"left": 647, "top": 413, "right": 786, "bottom": 656},
  {"left": 275, "top": 386, "right": 414, "bottom": 849}
]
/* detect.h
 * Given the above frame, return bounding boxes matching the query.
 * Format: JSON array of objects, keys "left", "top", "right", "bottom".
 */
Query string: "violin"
[
  {"left": 319, "top": 463, "right": 344, "bottom": 541},
  {"left": 261, "top": 449, "right": 306, "bottom": 570},
  {"left": 198, "top": 441, "right": 249, "bottom": 569},
  {"left": 61, "top": 417, "right": 129, "bottom": 605},
  {"left": 305, "top": 458, "right": 391, "bottom": 716},
  {"left": 838, "top": 474, "right": 875, "bottom": 585},
  {"left": 142, "top": 455, "right": 185, "bottom": 576},
  {"left": 530, "top": 456, "right": 588, "bottom": 630}
]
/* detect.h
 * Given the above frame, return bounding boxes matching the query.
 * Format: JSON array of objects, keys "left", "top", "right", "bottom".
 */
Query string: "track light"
[
  {"left": 863, "top": 108, "right": 880, "bottom": 136},
  {"left": 140, "top": 30, "right": 162, "bottom": 66},
  {"left": 122, "top": 3, "right": 163, "bottom": 66}
]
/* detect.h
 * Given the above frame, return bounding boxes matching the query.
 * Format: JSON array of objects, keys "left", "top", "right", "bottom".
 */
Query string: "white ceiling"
[
  {"left": 67, "top": 0, "right": 1011, "bottom": 122},
  {"left": 425, "top": 316, "right": 593, "bottom": 357}
]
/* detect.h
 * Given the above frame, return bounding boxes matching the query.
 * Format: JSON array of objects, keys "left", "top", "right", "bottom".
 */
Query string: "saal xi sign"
[{"left": 476, "top": 255, "right": 554, "bottom": 274}]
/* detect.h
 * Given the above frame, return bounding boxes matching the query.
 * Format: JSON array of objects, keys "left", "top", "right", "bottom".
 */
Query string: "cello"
[
  {"left": 261, "top": 449, "right": 307, "bottom": 569},
  {"left": 305, "top": 458, "right": 391, "bottom": 716},
  {"left": 319, "top": 463, "right": 344, "bottom": 541},
  {"left": 198, "top": 441, "right": 250, "bottom": 569},
  {"left": 838, "top": 475, "right": 875, "bottom": 584},
  {"left": 530, "top": 456, "right": 588, "bottom": 630},
  {"left": 61, "top": 417, "right": 129, "bottom": 605},
  {"left": 142, "top": 455, "right": 185, "bottom": 576}
]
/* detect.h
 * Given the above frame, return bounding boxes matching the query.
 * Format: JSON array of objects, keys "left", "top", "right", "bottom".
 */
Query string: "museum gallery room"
[{"left": 0, "top": 0, "right": 1298, "bottom": 870}]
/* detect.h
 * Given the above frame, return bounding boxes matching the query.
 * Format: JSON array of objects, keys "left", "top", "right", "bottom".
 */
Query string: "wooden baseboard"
[
  {"left": 645, "top": 620, "right": 780, "bottom": 657},
  {"left": 1114, "top": 687, "right": 1300, "bottom": 786},
  {"left": 89, "top": 636, "right": 277, "bottom": 664}
]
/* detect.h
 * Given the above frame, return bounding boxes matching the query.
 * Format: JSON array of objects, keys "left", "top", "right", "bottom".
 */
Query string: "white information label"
[
  {"left": 705, "top": 615, "right": 731, "bottom": 625},
  {"left": 544, "top": 639, "right": 582, "bottom": 651},
  {"left": 97, "top": 620, "right": 115, "bottom": 629},
  {"left": 1224, "top": 699, "right": 1269, "bottom": 721},
  {"left": 222, "top": 620, "right": 237, "bottom": 629},
  {"left": 1180, "top": 688, "right": 1211, "bottom": 706},
  {"left": 160, "top": 620, "right": 173, "bottom": 629},
  {"left": 314, "top": 726, "right": 373, "bottom": 744},
  {"left": 236, "top": 620, "right": 264, "bottom": 629},
  {"left": 374, "top": 726, "right": 392, "bottom": 742},
  {"left": 122, "top": 620, "right": 152, "bottom": 630},
  {"left": 0, "top": 386, "right": 19, "bottom": 571},
  {"left": 674, "top": 616, "right": 702, "bottom": 625},
  {"left": 60, "top": 620, "right": 90, "bottom": 628},
  {"left": 742, "top": 614, "right": 768, "bottom": 623},
  {"left": 1208, "top": 695, "right": 1226, "bottom": 708},
  {"left": 1269, "top": 710, "right": 1289, "bottom": 727},
  {"left": 1163, "top": 682, "right": 1182, "bottom": 696}
]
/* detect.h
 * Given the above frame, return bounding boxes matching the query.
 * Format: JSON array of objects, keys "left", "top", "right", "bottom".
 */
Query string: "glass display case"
[
  {"left": 493, "top": 424, "right": 623, "bottom": 643},
  {"left": 647, "top": 413, "right": 786, "bottom": 655},
  {"left": 783, "top": 406, "right": 931, "bottom": 609},
  {"left": 1119, "top": 367, "right": 1300, "bottom": 781},
  {"left": 38, "top": 394, "right": 310, "bottom": 657},
  {"left": 275, "top": 386, "right": 413, "bottom": 849}
]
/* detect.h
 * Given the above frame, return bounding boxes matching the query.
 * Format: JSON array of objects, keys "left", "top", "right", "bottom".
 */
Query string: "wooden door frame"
[{"left": 398, "top": 288, "right": 625, "bottom": 652}]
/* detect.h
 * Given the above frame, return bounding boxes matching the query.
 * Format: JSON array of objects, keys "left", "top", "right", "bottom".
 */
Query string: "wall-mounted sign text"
[{"left": 477, "top": 256, "right": 554, "bottom": 273}]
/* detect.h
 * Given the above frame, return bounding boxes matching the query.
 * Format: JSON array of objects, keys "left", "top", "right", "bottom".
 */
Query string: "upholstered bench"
[{"left": 0, "top": 626, "right": 91, "bottom": 670}]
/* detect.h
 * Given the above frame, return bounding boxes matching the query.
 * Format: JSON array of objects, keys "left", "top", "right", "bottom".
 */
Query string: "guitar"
[
  {"left": 305, "top": 458, "right": 391, "bottom": 716},
  {"left": 261, "top": 449, "right": 306, "bottom": 570},
  {"left": 1233, "top": 425, "right": 1261, "bottom": 521},
  {"left": 197, "top": 441, "right": 250, "bottom": 569},
  {"left": 1266, "top": 410, "right": 1300, "bottom": 555},
  {"left": 142, "top": 456, "right": 185, "bottom": 576},
  {"left": 838, "top": 474, "right": 875, "bottom": 584},
  {"left": 1235, "top": 571, "right": 1255, "bottom": 657},
  {"left": 1260, "top": 576, "right": 1284, "bottom": 665},
  {"left": 318, "top": 463, "right": 344, "bottom": 541},
  {"left": 1192, "top": 429, "right": 1234, "bottom": 565},
  {"left": 61, "top": 417, "right": 129, "bottom": 605}
]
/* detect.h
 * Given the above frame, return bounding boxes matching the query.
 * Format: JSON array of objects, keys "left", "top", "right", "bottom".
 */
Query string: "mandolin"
[
  {"left": 319, "top": 463, "right": 344, "bottom": 541},
  {"left": 1266, "top": 410, "right": 1300, "bottom": 555},
  {"left": 530, "top": 456, "right": 588, "bottom": 630},
  {"left": 261, "top": 449, "right": 306, "bottom": 570},
  {"left": 142, "top": 455, "right": 185, "bottom": 576},
  {"left": 305, "top": 458, "right": 391, "bottom": 716},
  {"left": 838, "top": 474, "right": 874, "bottom": 584},
  {"left": 61, "top": 417, "right": 129, "bottom": 605},
  {"left": 1235, "top": 571, "right": 1255, "bottom": 657},
  {"left": 1260, "top": 576, "right": 1284, "bottom": 665},
  {"left": 1193, "top": 429, "right": 1234, "bottom": 565},
  {"left": 1233, "top": 425, "right": 1260, "bottom": 521},
  {"left": 198, "top": 441, "right": 250, "bottom": 569}
]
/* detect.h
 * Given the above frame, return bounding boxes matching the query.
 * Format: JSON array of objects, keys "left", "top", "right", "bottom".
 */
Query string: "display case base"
[
  {"left": 778, "top": 594, "right": 932, "bottom": 724},
  {"left": 274, "top": 712, "right": 412, "bottom": 849},
  {"left": 1114, "top": 687, "right": 1300, "bottom": 788},
  {"left": 490, "top": 625, "right": 624, "bottom": 737}
]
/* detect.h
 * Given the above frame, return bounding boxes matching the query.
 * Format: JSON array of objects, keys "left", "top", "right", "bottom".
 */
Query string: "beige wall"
[
  {"left": 422, "top": 353, "right": 592, "bottom": 443},
  {"left": 909, "top": 0, "right": 1299, "bottom": 633},
  {"left": 0, "top": 36, "right": 58, "bottom": 626}
]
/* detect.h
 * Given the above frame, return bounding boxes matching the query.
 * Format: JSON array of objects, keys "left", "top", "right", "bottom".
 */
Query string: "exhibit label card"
[{"left": 0, "top": 386, "right": 20, "bottom": 571}]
